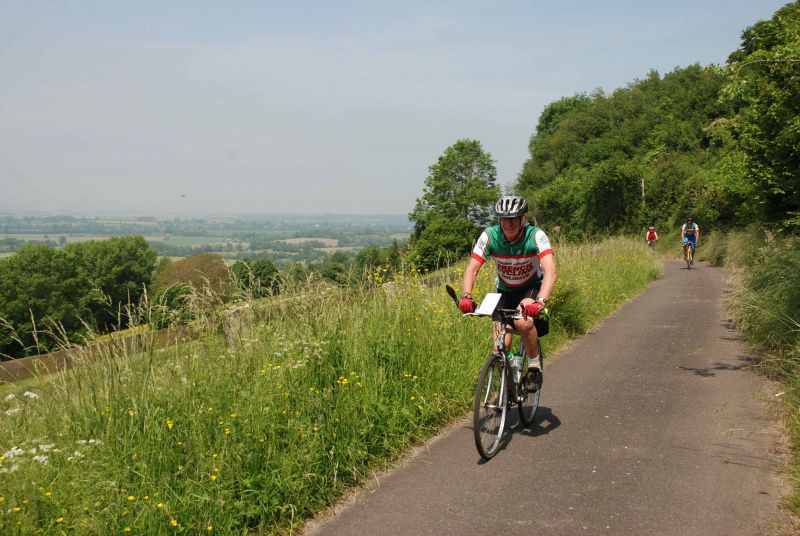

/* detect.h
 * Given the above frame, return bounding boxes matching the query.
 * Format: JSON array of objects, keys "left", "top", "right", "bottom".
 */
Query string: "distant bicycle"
[
  {"left": 447, "top": 285, "right": 544, "bottom": 460},
  {"left": 682, "top": 239, "right": 696, "bottom": 269}
]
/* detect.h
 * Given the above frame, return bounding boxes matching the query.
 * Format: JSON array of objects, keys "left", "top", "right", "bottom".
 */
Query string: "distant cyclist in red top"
[{"left": 646, "top": 225, "right": 658, "bottom": 251}]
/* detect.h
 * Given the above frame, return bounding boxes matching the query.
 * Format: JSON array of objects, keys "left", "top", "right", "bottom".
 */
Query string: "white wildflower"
[
  {"left": 67, "top": 451, "right": 84, "bottom": 461},
  {"left": 33, "top": 454, "right": 48, "bottom": 464},
  {"left": 23, "top": 391, "right": 39, "bottom": 399},
  {"left": 3, "top": 446, "right": 24, "bottom": 459},
  {"left": 4, "top": 393, "right": 15, "bottom": 401},
  {"left": 4, "top": 408, "right": 20, "bottom": 416},
  {"left": 77, "top": 440, "right": 88, "bottom": 445},
  {"left": 38, "top": 444, "right": 55, "bottom": 452}
]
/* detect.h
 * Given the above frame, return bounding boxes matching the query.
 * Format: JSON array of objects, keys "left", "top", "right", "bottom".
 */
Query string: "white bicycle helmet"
[{"left": 494, "top": 195, "right": 528, "bottom": 218}]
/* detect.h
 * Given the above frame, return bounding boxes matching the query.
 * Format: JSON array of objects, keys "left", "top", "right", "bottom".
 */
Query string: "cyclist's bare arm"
[
  {"left": 462, "top": 256, "right": 483, "bottom": 297},
  {"left": 537, "top": 253, "right": 557, "bottom": 302}
]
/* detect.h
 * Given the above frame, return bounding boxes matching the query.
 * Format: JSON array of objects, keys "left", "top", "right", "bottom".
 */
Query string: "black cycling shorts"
[
  {"left": 498, "top": 285, "right": 549, "bottom": 338},
  {"left": 498, "top": 286, "right": 539, "bottom": 310}
]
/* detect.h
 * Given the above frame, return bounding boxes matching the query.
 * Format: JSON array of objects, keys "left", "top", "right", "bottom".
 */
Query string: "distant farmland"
[{"left": 276, "top": 237, "right": 339, "bottom": 246}]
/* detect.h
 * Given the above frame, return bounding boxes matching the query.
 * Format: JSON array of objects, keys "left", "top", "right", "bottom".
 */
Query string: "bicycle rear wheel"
[
  {"left": 473, "top": 354, "right": 508, "bottom": 460},
  {"left": 519, "top": 348, "right": 542, "bottom": 427}
]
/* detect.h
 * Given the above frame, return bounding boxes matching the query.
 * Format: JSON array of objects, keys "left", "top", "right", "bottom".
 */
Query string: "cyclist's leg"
[
  {"left": 500, "top": 287, "right": 540, "bottom": 360},
  {"left": 513, "top": 289, "right": 541, "bottom": 363}
]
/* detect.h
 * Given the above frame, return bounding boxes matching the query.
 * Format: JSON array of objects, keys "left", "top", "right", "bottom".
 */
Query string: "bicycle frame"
[{"left": 445, "top": 285, "right": 543, "bottom": 459}]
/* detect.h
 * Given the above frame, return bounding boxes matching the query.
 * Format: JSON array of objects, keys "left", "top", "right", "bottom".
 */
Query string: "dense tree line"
[
  {"left": 0, "top": 235, "right": 409, "bottom": 359},
  {"left": 406, "top": 2, "right": 798, "bottom": 265},
  {"left": 515, "top": 2, "right": 799, "bottom": 237},
  {"left": 0, "top": 237, "right": 156, "bottom": 358}
]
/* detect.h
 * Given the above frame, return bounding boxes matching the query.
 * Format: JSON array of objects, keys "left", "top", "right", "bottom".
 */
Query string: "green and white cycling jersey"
[
  {"left": 682, "top": 222, "right": 699, "bottom": 236},
  {"left": 471, "top": 223, "right": 554, "bottom": 292}
]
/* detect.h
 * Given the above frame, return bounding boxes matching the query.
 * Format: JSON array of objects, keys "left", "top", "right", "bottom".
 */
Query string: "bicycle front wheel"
[
  {"left": 473, "top": 354, "right": 508, "bottom": 460},
  {"left": 519, "top": 348, "right": 542, "bottom": 427}
]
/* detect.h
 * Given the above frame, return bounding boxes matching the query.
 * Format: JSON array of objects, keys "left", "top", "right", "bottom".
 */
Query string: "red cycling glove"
[
  {"left": 522, "top": 301, "right": 545, "bottom": 319},
  {"left": 459, "top": 297, "right": 476, "bottom": 313}
]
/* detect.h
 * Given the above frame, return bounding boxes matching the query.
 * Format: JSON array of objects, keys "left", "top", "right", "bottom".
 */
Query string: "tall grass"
[
  {"left": 705, "top": 228, "right": 800, "bottom": 511},
  {"left": 0, "top": 237, "right": 659, "bottom": 534}
]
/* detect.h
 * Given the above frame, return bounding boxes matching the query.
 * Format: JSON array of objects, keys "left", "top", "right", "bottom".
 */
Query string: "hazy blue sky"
[{"left": 0, "top": 0, "right": 789, "bottom": 216}]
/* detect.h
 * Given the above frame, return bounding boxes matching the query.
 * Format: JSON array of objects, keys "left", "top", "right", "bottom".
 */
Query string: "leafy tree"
[
  {"left": 64, "top": 236, "right": 157, "bottom": 330},
  {"left": 152, "top": 253, "right": 234, "bottom": 301},
  {"left": 0, "top": 245, "right": 88, "bottom": 358},
  {"left": 722, "top": 1, "right": 800, "bottom": 228},
  {"left": 355, "top": 245, "right": 384, "bottom": 275},
  {"left": 516, "top": 65, "right": 727, "bottom": 237},
  {"left": 231, "top": 258, "right": 278, "bottom": 297},
  {"left": 409, "top": 214, "right": 479, "bottom": 270},
  {"left": 409, "top": 139, "right": 500, "bottom": 269},
  {"left": 385, "top": 240, "right": 404, "bottom": 271}
]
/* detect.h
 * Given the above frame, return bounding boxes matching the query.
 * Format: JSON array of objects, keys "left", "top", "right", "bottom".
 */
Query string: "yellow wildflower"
[
  {"left": 170, "top": 518, "right": 178, "bottom": 527},
  {"left": 55, "top": 517, "right": 64, "bottom": 523}
]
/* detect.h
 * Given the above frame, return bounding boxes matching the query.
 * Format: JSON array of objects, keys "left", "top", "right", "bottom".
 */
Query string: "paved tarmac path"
[{"left": 304, "top": 261, "right": 796, "bottom": 536}]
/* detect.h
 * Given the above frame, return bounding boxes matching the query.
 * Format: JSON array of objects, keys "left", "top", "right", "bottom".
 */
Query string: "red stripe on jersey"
[
  {"left": 471, "top": 252, "right": 486, "bottom": 264},
  {"left": 537, "top": 249, "right": 553, "bottom": 260}
]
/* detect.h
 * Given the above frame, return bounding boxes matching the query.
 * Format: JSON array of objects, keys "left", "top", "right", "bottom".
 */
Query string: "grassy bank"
[
  {"left": 702, "top": 229, "right": 800, "bottom": 511},
  {"left": 0, "top": 237, "right": 660, "bottom": 535}
]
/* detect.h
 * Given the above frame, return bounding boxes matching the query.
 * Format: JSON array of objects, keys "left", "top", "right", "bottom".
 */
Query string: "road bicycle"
[
  {"left": 647, "top": 239, "right": 657, "bottom": 254},
  {"left": 446, "top": 286, "right": 544, "bottom": 460},
  {"left": 683, "top": 240, "right": 696, "bottom": 269}
]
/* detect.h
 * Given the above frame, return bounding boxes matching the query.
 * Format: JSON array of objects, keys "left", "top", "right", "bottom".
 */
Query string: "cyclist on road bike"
[
  {"left": 458, "top": 195, "right": 558, "bottom": 387},
  {"left": 681, "top": 216, "right": 700, "bottom": 262},
  {"left": 646, "top": 225, "right": 659, "bottom": 249}
]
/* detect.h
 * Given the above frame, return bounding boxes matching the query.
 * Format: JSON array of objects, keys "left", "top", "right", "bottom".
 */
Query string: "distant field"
[
  {"left": 1, "top": 233, "right": 112, "bottom": 243},
  {"left": 3, "top": 233, "right": 171, "bottom": 241},
  {"left": 277, "top": 237, "right": 339, "bottom": 246},
  {"left": 151, "top": 235, "right": 231, "bottom": 247},
  {"left": 317, "top": 246, "right": 359, "bottom": 253},
  {"left": 0, "top": 234, "right": 242, "bottom": 250}
]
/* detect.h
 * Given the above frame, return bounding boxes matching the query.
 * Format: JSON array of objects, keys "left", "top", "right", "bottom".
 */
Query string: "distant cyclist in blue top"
[
  {"left": 681, "top": 216, "right": 700, "bottom": 263},
  {"left": 459, "top": 195, "right": 558, "bottom": 384}
]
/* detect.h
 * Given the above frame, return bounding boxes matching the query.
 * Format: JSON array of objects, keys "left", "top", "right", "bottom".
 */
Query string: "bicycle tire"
[
  {"left": 519, "top": 347, "right": 542, "bottom": 426},
  {"left": 473, "top": 353, "right": 508, "bottom": 460}
]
